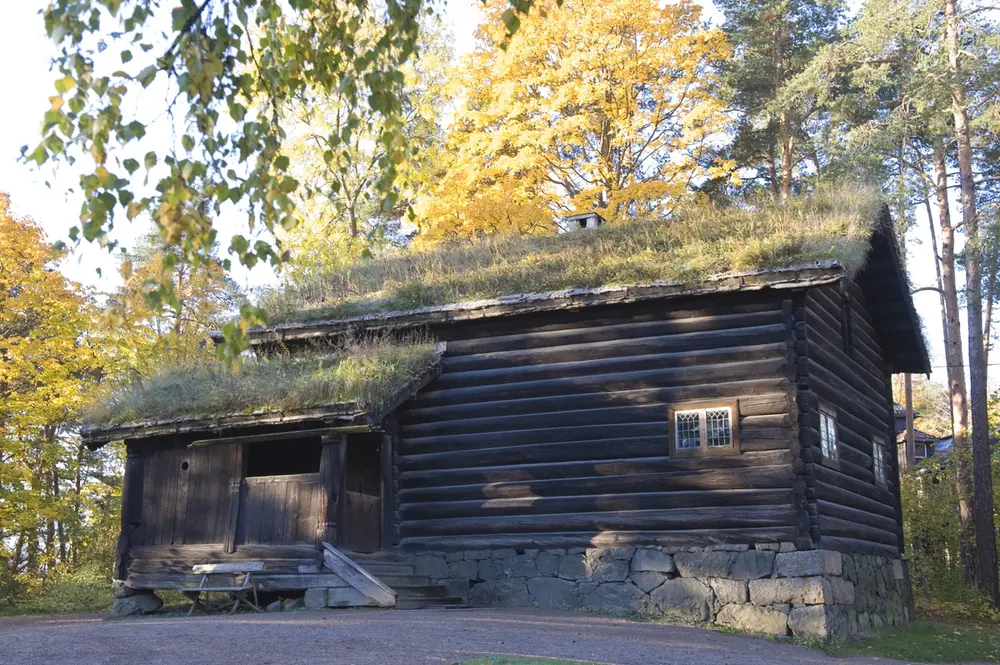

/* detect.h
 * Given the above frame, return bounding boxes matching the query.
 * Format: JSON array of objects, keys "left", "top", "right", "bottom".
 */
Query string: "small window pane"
[
  {"left": 820, "top": 410, "right": 839, "bottom": 460},
  {"left": 706, "top": 408, "right": 732, "bottom": 448},
  {"left": 676, "top": 411, "right": 701, "bottom": 450},
  {"left": 874, "top": 442, "right": 886, "bottom": 484}
]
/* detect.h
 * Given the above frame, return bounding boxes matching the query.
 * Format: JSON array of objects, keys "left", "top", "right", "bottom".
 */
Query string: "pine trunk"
[
  {"left": 945, "top": 0, "right": 999, "bottom": 606},
  {"left": 933, "top": 140, "right": 976, "bottom": 585}
]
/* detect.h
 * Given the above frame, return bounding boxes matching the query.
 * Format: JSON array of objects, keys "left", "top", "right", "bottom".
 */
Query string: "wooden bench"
[{"left": 187, "top": 561, "right": 265, "bottom": 616}]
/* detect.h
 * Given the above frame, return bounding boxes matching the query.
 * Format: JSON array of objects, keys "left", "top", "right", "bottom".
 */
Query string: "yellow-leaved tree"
[{"left": 416, "top": 0, "right": 734, "bottom": 242}]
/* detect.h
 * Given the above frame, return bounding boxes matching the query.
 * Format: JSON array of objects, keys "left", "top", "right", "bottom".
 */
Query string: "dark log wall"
[
  {"left": 395, "top": 293, "right": 806, "bottom": 552},
  {"left": 797, "top": 282, "right": 902, "bottom": 557}
]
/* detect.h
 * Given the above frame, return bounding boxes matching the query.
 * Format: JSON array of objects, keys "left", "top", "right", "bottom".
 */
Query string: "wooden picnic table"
[{"left": 186, "top": 561, "right": 265, "bottom": 616}]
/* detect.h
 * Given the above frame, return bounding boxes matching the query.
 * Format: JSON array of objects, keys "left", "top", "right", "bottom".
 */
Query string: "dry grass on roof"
[
  {"left": 260, "top": 183, "right": 885, "bottom": 324},
  {"left": 82, "top": 335, "right": 439, "bottom": 427}
]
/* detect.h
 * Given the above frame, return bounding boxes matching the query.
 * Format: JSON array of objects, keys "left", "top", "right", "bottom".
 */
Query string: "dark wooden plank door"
[
  {"left": 340, "top": 490, "right": 381, "bottom": 552},
  {"left": 236, "top": 473, "right": 322, "bottom": 545}
]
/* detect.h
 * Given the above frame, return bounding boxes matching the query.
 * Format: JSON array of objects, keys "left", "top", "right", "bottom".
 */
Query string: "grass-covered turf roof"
[
  {"left": 82, "top": 336, "right": 439, "bottom": 429},
  {"left": 259, "top": 183, "right": 885, "bottom": 324}
]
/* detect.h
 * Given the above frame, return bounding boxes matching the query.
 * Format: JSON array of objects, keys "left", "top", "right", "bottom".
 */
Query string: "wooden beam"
[
  {"left": 189, "top": 426, "right": 370, "bottom": 448},
  {"left": 321, "top": 542, "right": 395, "bottom": 607}
]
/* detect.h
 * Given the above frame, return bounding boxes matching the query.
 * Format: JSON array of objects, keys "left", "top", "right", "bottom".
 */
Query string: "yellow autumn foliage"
[{"left": 416, "top": 0, "right": 734, "bottom": 243}]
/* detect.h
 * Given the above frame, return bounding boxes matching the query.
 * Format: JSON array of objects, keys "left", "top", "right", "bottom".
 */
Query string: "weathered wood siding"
[
  {"left": 797, "top": 282, "right": 902, "bottom": 557},
  {"left": 395, "top": 294, "right": 805, "bottom": 552},
  {"left": 137, "top": 443, "right": 239, "bottom": 546},
  {"left": 236, "top": 473, "right": 323, "bottom": 545}
]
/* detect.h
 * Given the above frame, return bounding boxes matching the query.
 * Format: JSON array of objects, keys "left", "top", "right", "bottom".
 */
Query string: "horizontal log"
[
  {"left": 399, "top": 465, "right": 795, "bottom": 503},
  {"left": 741, "top": 426, "right": 792, "bottom": 441},
  {"left": 818, "top": 534, "right": 899, "bottom": 559},
  {"left": 403, "top": 381, "right": 789, "bottom": 426},
  {"left": 416, "top": 357, "right": 789, "bottom": 408},
  {"left": 400, "top": 450, "right": 793, "bottom": 488},
  {"left": 804, "top": 370, "right": 888, "bottom": 433},
  {"left": 128, "top": 556, "right": 317, "bottom": 571},
  {"left": 400, "top": 505, "right": 797, "bottom": 538},
  {"left": 441, "top": 324, "right": 790, "bottom": 373},
  {"left": 811, "top": 479, "right": 897, "bottom": 519},
  {"left": 818, "top": 514, "right": 898, "bottom": 547},
  {"left": 400, "top": 436, "right": 669, "bottom": 472},
  {"left": 738, "top": 394, "right": 792, "bottom": 417},
  {"left": 398, "top": 527, "right": 798, "bottom": 553},
  {"left": 432, "top": 343, "right": 787, "bottom": 393},
  {"left": 401, "top": 403, "right": 669, "bottom": 439},
  {"left": 399, "top": 487, "right": 795, "bottom": 520},
  {"left": 449, "top": 299, "right": 783, "bottom": 339},
  {"left": 445, "top": 310, "right": 786, "bottom": 356},
  {"left": 125, "top": 573, "right": 350, "bottom": 591},
  {"left": 741, "top": 413, "right": 791, "bottom": 427},
  {"left": 740, "top": 438, "right": 792, "bottom": 453},
  {"left": 401, "top": 440, "right": 788, "bottom": 473},
  {"left": 810, "top": 463, "right": 896, "bottom": 505},
  {"left": 129, "top": 544, "right": 320, "bottom": 560},
  {"left": 402, "top": 422, "right": 668, "bottom": 454},
  {"left": 816, "top": 499, "right": 899, "bottom": 533}
]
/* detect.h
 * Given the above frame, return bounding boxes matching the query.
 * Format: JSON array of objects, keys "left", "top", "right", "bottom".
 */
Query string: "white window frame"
[
  {"left": 873, "top": 438, "right": 887, "bottom": 487},
  {"left": 668, "top": 401, "right": 740, "bottom": 457},
  {"left": 819, "top": 406, "right": 840, "bottom": 464}
]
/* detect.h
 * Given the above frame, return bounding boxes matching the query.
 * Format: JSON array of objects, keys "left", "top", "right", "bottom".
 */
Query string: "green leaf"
[
  {"left": 30, "top": 145, "right": 48, "bottom": 166},
  {"left": 137, "top": 65, "right": 157, "bottom": 87},
  {"left": 229, "top": 103, "right": 246, "bottom": 121},
  {"left": 274, "top": 155, "right": 290, "bottom": 171},
  {"left": 501, "top": 9, "right": 521, "bottom": 35},
  {"left": 144, "top": 151, "right": 157, "bottom": 170},
  {"left": 120, "top": 49, "right": 133, "bottom": 64},
  {"left": 181, "top": 135, "right": 195, "bottom": 151},
  {"left": 123, "top": 158, "right": 140, "bottom": 174},
  {"left": 54, "top": 74, "right": 76, "bottom": 94}
]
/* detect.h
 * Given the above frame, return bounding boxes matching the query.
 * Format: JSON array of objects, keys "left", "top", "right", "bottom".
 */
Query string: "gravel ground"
[{"left": 0, "top": 607, "right": 926, "bottom": 665}]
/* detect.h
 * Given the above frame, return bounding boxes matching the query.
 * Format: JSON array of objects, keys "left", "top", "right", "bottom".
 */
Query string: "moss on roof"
[
  {"left": 259, "top": 183, "right": 884, "bottom": 324},
  {"left": 82, "top": 336, "right": 439, "bottom": 428}
]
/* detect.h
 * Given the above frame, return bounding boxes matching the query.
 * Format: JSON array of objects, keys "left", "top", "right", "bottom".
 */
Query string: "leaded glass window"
[
  {"left": 820, "top": 409, "right": 839, "bottom": 461},
  {"left": 706, "top": 409, "right": 732, "bottom": 448},
  {"left": 675, "top": 411, "right": 701, "bottom": 450},
  {"left": 670, "top": 404, "right": 737, "bottom": 456},
  {"left": 873, "top": 440, "right": 886, "bottom": 485}
]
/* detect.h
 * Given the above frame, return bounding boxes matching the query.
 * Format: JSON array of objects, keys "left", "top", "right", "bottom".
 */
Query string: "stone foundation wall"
[{"left": 411, "top": 543, "right": 913, "bottom": 639}]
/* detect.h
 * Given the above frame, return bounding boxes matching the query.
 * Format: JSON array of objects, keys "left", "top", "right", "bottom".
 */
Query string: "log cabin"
[{"left": 81, "top": 202, "right": 927, "bottom": 637}]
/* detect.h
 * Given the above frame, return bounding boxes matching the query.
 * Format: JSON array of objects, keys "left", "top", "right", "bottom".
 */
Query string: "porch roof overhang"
[{"left": 81, "top": 360, "right": 443, "bottom": 449}]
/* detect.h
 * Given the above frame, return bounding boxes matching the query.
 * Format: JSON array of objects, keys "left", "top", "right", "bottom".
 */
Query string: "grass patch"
[
  {"left": 83, "top": 334, "right": 439, "bottom": 426},
  {"left": 0, "top": 564, "right": 110, "bottom": 616},
  {"left": 824, "top": 620, "right": 1000, "bottom": 663},
  {"left": 262, "top": 183, "right": 883, "bottom": 324},
  {"left": 455, "top": 659, "right": 597, "bottom": 665}
]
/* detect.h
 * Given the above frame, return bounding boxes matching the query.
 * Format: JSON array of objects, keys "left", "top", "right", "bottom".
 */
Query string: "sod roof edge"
[{"left": 217, "top": 261, "right": 847, "bottom": 347}]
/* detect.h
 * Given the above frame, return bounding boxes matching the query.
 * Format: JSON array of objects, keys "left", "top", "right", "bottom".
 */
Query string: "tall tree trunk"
[
  {"left": 904, "top": 374, "right": 915, "bottom": 468},
  {"left": 984, "top": 239, "right": 998, "bottom": 368},
  {"left": 934, "top": 139, "right": 976, "bottom": 584},
  {"left": 780, "top": 122, "right": 794, "bottom": 201},
  {"left": 72, "top": 445, "right": 83, "bottom": 566},
  {"left": 945, "top": 0, "right": 999, "bottom": 606}
]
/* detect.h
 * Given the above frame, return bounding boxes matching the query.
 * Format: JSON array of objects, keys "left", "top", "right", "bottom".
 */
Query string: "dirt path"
[{"left": 0, "top": 607, "right": 924, "bottom": 665}]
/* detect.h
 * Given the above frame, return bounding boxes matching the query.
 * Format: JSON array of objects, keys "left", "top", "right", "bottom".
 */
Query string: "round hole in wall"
[{"left": 181, "top": 461, "right": 190, "bottom": 471}]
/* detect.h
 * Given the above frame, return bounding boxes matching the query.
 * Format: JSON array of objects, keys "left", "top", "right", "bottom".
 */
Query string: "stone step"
[
  {"left": 393, "top": 584, "right": 453, "bottom": 600},
  {"left": 395, "top": 596, "right": 467, "bottom": 609},
  {"left": 356, "top": 563, "right": 416, "bottom": 576},
  {"left": 376, "top": 575, "right": 431, "bottom": 587}
]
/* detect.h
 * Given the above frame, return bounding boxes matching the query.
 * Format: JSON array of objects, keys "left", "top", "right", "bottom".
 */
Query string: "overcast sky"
[{"left": 0, "top": 0, "right": 956, "bottom": 385}]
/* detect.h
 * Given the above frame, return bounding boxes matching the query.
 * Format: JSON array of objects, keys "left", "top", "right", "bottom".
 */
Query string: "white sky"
[{"left": 0, "top": 0, "right": 957, "bottom": 385}]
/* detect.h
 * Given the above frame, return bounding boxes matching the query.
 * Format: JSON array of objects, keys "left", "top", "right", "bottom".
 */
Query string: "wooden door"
[
  {"left": 138, "top": 444, "right": 236, "bottom": 546},
  {"left": 236, "top": 473, "right": 323, "bottom": 545},
  {"left": 340, "top": 490, "right": 381, "bottom": 552}
]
